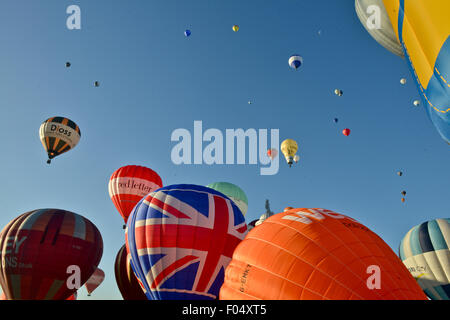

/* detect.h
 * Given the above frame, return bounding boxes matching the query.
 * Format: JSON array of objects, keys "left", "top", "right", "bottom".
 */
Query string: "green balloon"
[{"left": 206, "top": 182, "right": 248, "bottom": 216}]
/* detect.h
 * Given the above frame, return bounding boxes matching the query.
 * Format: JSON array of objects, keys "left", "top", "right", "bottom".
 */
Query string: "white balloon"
[{"left": 355, "top": 0, "right": 404, "bottom": 57}]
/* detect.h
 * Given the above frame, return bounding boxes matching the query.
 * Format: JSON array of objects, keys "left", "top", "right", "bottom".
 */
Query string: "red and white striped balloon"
[{"left": 109, "top": 165, "right": 163, "bottom": 224}]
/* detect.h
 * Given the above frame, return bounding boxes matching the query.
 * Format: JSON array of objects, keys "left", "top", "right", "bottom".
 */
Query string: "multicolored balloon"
[
  {"left": 126, "top": 184, "right": 247, "bottom": 300},
  {"left": 206, "top": 182, "right": 248, "bottom": 216},
  {"left": 399, "top": 218, "right": 450, "bottom": 300},
  {"left": 39, "top": 116, "right": 81, "bottom": 164},
  {"left": 0, "top": 209, "right": 103, "bottom": 300},
  {"left": 232, "top": 25, "right": 239, "bottom": 32},
  {"left": 220, "top": 208, "right": 426, "bottom": 300},
  {"left": 109, "top": 165, "right": 163, "bottom": 225},
  {"left": 114, "top": 244, "right": 147, "bottom": 300}
]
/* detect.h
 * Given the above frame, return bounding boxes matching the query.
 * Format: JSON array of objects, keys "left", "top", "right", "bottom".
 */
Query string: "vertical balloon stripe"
[
  {"left": 410, "top": 225, "right": 423, "bottom": 256},
  {"left": 428, "top": 219, "right": 448, "bottom": 251},
  {"left": 418, "top": 222, "right": 435, "bottom": 253},
  {"left": 72, "top": 214, "right": 86, "bottom": 240}
]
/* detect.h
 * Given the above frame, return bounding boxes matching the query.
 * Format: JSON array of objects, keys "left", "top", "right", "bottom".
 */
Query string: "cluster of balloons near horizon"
[
  {"left": 0, "top": 209, "right": 104, "bottom": 300},
  {"left": 355, "top": 0, "right": 450, "bottom": 145}
]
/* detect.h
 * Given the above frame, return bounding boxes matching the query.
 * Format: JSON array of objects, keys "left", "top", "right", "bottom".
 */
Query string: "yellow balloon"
[
  {"left": 280, "top": 139, "right": 298, "bottom": 166},
  {"left": 232, "top": 25, "right": 239, "bottom": 32}
]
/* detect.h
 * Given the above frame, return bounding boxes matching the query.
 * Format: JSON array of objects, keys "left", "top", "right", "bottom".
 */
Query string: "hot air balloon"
[
  {"left": 288, "top": 55, "right": 303, "bottom": 70},
  {"left": 94, "top": 81, "right": 100, "bottom": 87},
  {"left": 66, "top": 62, "right": 71, "bottom": 68},
  {"left": 334, "top": 89, "right": 343, "bottom": 96},
  {"left": 39, "top": 116, "right": 81, "bottom": 164},
  {"left": 267, "top": 148, "right": 278, "bottom": 160},
  {"left": 232, "top": 25, "right": 239, "bottom": 32},
  {"left": 401, "top": 198, "right": 406, "bottom": 203},
  {"left": 126, "top": 184, "right": 247, "bottom": 300},
  {"left": 413, "top": 100, "right": 420, "bottom": 107},
  {"left": 401, "top": 191, "right": 407, "bottom": 196},
  {"left": 400, "top": 78, "right": 407, "bottom": 85},
  {"left": 343, "top": 128, "right": 351, "bottom": 136},
  {"left": 280, "top": 139, "right": 298, "bottom": 167},
  {"left": 84, "top": 268, "right": 105, "bottom": 296},
  {"left": 0, "top": 209, "right": 103, "bottom": 300},
  {"left": 207, "top": 182, "right": 248, "bottom": 216},
  {"left": 334, "top": 118, "right": 338, "bottom": 123},
  {"left": 357, "top": 0, "right": 450, "bottom": 144},
  {"left": 397, "top": 171, "right": 403, "bottom": 177},
  {"left": 184, "top": 29, "right": 191, "bottom": 37},
  {"left": 220, "top": 208, "right": 427, "bottom": 300},
  {"left": 294, "top": 155, "right": 300, "bottom": 163},
  {"left": 115, "top": 244, "right": 147, "bottom": 300},
  {"left": 109, "top": 165, "right": 163, "bottom": 226},
  {"left": 247, "top": 219, "right": 259, "bottom": 232},
  {"left": 399, "top": 218, "right": 450, "bottom": 300}
]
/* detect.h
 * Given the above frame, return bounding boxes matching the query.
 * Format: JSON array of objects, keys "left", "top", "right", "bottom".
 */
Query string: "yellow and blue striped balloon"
[{"left": 399, "top": 218, "right": 450, "bottom": 300}]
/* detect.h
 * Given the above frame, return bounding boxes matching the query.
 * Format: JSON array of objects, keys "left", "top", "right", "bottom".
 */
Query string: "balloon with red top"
[{"left": 109, "top": 165, "right": 163, "bottom": 225}]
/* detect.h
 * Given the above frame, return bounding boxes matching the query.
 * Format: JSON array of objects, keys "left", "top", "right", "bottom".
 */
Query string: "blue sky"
[{"left": 0, "top": 0, "right": 448, "bottom": 299}]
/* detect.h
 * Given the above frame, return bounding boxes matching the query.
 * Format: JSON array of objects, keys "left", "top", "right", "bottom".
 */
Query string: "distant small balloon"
[
  {"left": 400, "top": 78, "right": 406, "bottom": 85},
  {"left": 397, "top": 171, "right": 403, "bottom": 176},
  {"left": 334, "top": 118, "right": 338, "bottom": 123},
  {"left": 293, "top": 155, "right": 300, "bottom": 163},
  {"left": 65, "top": 62, "right": 71, "bottom": 68},
  {"left": 401, "top": 191, "right": 407, "bottom": 196},
  {"left": 342, "top": 128, "right": 351, "bottom": 136},
  {"left": 94, "top": 81, "right": 100, "bottom": 87},
  {"left": 232, "top": 25, "right": 239, "bottom": 32},
  {"left": 184, "top": 29, "right": 191, "bottom": 37},
  {"left": 288, "top": 55, "right": 303, "bottom": 70},
  {"left": 413, "top": 100, "right": 420, "bottom": 107},
  {"left": 248, "top": 101, "right": 252, "bottom": 105},
  {"left": 401, "top": 198, "right": 406, "bottom": 203},
  {"left": 334, "top": 89, "right": 343, "bottom": 96}
]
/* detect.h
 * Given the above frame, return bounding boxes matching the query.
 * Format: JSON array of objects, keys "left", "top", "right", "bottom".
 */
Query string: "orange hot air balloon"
[
  {"left": 109, "top": 165, "right": 163, "bottom": 225},
  {"left": 220, "top": 208, "right": 427, "bottom": 300},
  {"left": 0, "top": 209, "right": 103, "bottom": 300},
  {"left": 342, "top": 128, "right": 351, "bottom": 136},
  {"left": 114, "top": 244, "right": 147, "bottom": 300},
  {"left": 84, "top": 268, "right": 105, "bottom": 296}
]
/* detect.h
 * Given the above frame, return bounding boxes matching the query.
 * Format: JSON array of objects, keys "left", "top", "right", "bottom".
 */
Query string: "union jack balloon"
[{"left": 125, "top": 184, "right": 247, "bottom": 300}]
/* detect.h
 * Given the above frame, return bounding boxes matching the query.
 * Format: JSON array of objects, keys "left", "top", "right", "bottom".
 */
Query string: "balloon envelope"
[
  {"left": 126, "top": 184, "right": 247, "bottom": 300},
  {"left": 220, "top": 208, "right": 426, "bottom": 300},
  {"left": 280, "top": 139, "right": 298, "bottom": 165},
  {"left": 114, "top": 244, "right": 147, "bottom": 300},
  {"left": 288, "top": 55, "right": 303, "bottom": 70},
  {"left": 355, "top": 0, "right": 404, "bottom": 57},
  {"left": 207, "top": 182, "right": 248, "bottom": 216},
  {"left": 84, "top": 268, "right": 105, "bottom": 295},
  {"left": 39, "top": 116, "right": 81, "bottom": 163},
  {"left": 0, "top": 209, "right": 103, "bottom": 300},
  {"left": 109, "top": 165, "right": 163, "bottom": 224},
  {"left": 399, "top": 218, "right": 450, "bottom": 300}
]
